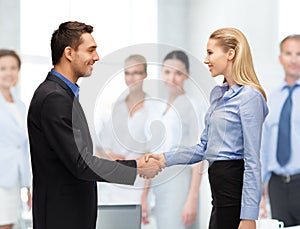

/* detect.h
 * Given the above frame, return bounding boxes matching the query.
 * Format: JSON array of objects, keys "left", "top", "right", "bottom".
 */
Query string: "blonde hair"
[
  {"left": 209, "top": 27, "right": 267, "bottom": 101},
  {"left": 124, "top": 54, "right": 147, "bottom": 73}
]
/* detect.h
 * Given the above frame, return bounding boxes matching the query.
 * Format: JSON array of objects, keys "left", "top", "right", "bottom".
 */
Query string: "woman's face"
[
  {"left": 124, "top": 63, "right": 147, "bottom": 92},
  {"left": 161, "top": 59, "right": 188, "bottom": 94},
  {"left": 204, "top": 38, "right": 232, "bottom": 77},
  {"left": 0, "top": 55, "right": 20, "bottom": 90}
]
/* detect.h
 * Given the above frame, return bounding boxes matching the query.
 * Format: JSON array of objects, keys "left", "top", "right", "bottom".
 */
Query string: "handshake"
[{"left": 136, "top": 153, "right": 166, "bottom": 179}]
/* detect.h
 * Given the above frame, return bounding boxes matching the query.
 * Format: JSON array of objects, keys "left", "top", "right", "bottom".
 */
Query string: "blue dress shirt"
[
  {"left": 261, "top": 79, "right": 300, "bottom": 183},
  {"left": 51, "top": 69, "right": 80, "bottom": 98},
  {"left": 164, "top": 83, "right": 269, "bottom": 220}
]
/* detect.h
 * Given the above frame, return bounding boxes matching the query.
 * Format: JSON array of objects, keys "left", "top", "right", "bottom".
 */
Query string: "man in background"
[{"left": 261, "top": 34, "right": 300, "bottom": 227}]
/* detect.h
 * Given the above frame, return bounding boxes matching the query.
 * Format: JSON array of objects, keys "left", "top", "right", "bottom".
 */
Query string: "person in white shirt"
[
  {"left": 141, "top": 50, "right": 208, "bottom": 229},
  {"left": 95, "top": 54, "right": 152, "bottom": 205},
  {"left": 260, "top": 34, "right": 300, "bottom": 227},
  {"left": 0, "top": 49, "right": 32, "bottom": 229}
]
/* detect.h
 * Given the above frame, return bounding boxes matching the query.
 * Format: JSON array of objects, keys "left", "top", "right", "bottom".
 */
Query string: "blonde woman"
[{"left": 145, "top": 28, "right": 269, "bottom": 229}]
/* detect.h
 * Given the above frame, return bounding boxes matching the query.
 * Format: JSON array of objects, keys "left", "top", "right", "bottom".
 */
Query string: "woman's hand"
[
  {"left": 181, "top": 197, "right": 198, "bottom": 226},
  {"left": 27, "top": 187, "right": 32, "bottom": 210},
  {"left": 238, "top": 219, "right": 256, "bottom": 229},
  {"left": 141, "top": 195, "right": 150, "bottom": 224}
]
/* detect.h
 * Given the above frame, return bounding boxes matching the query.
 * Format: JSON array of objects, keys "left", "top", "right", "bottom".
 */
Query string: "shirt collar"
[
  {"left": 220, "top": 82, "right": 242, "bottom": 101},
  {"left": 51, "top": 69, "right": 80, "bottom": 98}
]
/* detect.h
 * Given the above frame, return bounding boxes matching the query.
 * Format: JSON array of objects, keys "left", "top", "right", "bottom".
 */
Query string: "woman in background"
[
  {"left": 142, "top": 50, "right": 208, "bottom": 229},
  {"left": 0, "top": 49, "right": 32, "bottom": 229},
  {"left": 95, "top": 54, "right": 152, "bottom": 206}
]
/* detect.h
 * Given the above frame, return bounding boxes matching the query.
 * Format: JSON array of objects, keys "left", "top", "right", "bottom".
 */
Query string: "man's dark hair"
[{"left": 51, "top": 21, "right": 94, "bottom": 65}]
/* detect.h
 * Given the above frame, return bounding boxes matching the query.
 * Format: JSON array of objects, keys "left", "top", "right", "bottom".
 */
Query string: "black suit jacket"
[{"left": 27, "top": 72, "right": 137, "bottom": 229}]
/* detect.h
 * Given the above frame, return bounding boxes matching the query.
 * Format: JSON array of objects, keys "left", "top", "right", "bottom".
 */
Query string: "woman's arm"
[
  {"left": 182, "top": 162, "right": 202, "bottom": 226},
  {"left": 239, "top": 93, "right": 268, "bottom": 220},
  {"left": 141, "top": 179, "right": 151, "bottom": 224}
]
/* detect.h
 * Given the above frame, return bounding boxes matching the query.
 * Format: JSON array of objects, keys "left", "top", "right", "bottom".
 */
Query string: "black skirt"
[{"left": 208, "top": 160, "right": 244, "bottom": 229}]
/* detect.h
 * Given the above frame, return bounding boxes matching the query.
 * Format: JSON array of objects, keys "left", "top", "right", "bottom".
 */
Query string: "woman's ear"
[{"left": 227, "top": 49, "right": 235, "bottom": 61}]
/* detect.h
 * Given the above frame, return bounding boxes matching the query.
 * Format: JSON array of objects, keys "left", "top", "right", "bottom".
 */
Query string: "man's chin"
[{"left": 81, "top": 72, "right": 92, "bottom": 78}]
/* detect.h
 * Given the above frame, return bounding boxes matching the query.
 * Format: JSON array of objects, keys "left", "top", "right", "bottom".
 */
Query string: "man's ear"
[
  {"left": 64, "top": 46, "right": 73, "bottom": 62},
  {"left": 227, "top": 49, "right": 235, "bottom": 61}
]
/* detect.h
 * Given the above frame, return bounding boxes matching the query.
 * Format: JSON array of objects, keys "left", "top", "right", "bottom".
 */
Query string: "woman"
[
  {"left": 145, "top": 28, "right": 269, "bottom": 229},
  {"left": 142, "top": 50, "right": 208, "bottom": 229},
  {"left": 95, "top": 54, "right": 152, "bottom": 205},
  {"left": 0, "top": 49, "right": 32, "bottom": 229}
]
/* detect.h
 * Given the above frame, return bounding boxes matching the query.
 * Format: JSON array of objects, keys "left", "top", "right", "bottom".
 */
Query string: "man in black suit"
[{"left": 27, "top": 21, "right": 163, "bottom": 229}]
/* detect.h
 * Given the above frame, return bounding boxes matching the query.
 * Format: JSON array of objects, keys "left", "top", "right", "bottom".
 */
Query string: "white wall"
[
  {"left": 0, "top": 0, "right": 20, "bottom": 50},
  {"left": 194, "top": 0, "right": 281, "bottom": 94},
  {"left": 158, "top": 0, "right": 282, "bottom": 94},
  {"left": 18, "top": 0, "right": 157, "bottom": 106}
]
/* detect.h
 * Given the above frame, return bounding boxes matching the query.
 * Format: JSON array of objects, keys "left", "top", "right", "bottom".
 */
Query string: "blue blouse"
[{"left": 164, "top": 83, "right": 269, "bottom": 220}]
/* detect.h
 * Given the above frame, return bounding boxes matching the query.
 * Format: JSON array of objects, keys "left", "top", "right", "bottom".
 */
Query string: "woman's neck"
[
  {"left": 164, "top": 91, "right": 185, "bottom": 114},
  {"left": 127, "top": 90, "right": 145, "bottom": 103},
  {"left": 126, "top": 90, "right": 145, "bottom": 117},
  {"left": 0, "top": 88, "right": 13, "bottom": 102}
]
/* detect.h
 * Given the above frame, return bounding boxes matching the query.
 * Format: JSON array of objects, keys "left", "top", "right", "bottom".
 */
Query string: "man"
[
  {"left": 27, "top": 21, "right": 163, "bottom": 229},
  {"left": 260, "top": 34, "right": 300, "bottom": 227}
]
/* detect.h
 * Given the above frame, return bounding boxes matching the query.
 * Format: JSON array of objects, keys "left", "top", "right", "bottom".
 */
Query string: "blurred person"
[
  {"left": 260, "top": 34, "right": 300, "bottom": 227},
  {"left": 95, "top": 54, "right": 153, "bottom": 206},
  {"left": 27, "top": 21, "right": 163, "bottom": 229},
  {"left": 141, "top": 50, "right": 208, "bottom": 229},
  {"left": 144, "top": 28, "right": 269, "bottom": 229},
  {"left": 0, "top": 49, "right": 32, "bottom": 229}
]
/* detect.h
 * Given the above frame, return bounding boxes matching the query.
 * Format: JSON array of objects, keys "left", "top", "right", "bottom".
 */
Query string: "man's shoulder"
[
  {"left": 35, "top": 76, "right": 68, "bottom": 97},
  {"left": 30, "top": 76, "right": 72, "bottom": 110}
]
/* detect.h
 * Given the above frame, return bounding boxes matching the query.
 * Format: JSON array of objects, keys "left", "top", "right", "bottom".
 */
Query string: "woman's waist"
[{"left": 205, "top": 150, "right": 244, "bottom": 162}]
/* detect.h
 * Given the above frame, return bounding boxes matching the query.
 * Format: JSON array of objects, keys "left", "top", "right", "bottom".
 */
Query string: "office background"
[
  {"left": 1, "top": 0, "right": 300, "bottom": 228},
  {"left": 1, "top": 0, "right": 300, "bottom": 107}
]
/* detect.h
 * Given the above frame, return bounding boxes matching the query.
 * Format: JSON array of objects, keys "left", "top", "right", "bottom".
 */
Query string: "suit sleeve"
[{"left": 40, "top": 92, "right": 137, "bottom": 185}]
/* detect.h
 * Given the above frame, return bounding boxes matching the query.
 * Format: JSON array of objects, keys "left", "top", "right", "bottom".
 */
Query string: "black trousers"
[
  {"left": 208, "top": 160, "right": 244, "bottom": 229},
  {"left": 269, "top": 173, "right": 300, "bottom": 227}
]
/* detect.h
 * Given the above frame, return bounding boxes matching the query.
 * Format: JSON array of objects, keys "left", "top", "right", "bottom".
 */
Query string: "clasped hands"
[{"left": 137, "top": 153, "right": 166, "bottom": 179}]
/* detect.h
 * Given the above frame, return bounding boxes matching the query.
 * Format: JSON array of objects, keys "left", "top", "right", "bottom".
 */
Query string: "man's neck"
[
  {"left": 285, "top": 75, "right": 300, "bottom": 86},
  {"left": 53, "top": 66, "right": 77, "bottom": 84}
]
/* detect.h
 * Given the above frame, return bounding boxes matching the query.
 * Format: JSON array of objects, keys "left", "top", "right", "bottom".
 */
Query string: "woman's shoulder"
[
  {"left": 240, "top": 85, "right": 269, "bottom": 116},
  {"left": 241, "top": 85, "right": 265, "bottom": 100}
]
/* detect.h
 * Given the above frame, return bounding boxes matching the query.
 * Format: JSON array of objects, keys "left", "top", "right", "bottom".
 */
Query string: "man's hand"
[{"left": 136, "top": 153, "right": 166, "bottom": 179}]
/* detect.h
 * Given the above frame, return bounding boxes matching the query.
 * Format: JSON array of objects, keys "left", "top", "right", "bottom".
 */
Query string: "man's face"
[
  {"left": 279, "top": 38, "right": 300, "bottom": 80},
  {"left": 72, "top": 33, "right": 100, "bottom": 78}
]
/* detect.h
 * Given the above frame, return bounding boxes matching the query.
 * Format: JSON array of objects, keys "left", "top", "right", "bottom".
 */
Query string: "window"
[{"left": 19, "top": 0, "right": 157, "bottom": 106}]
